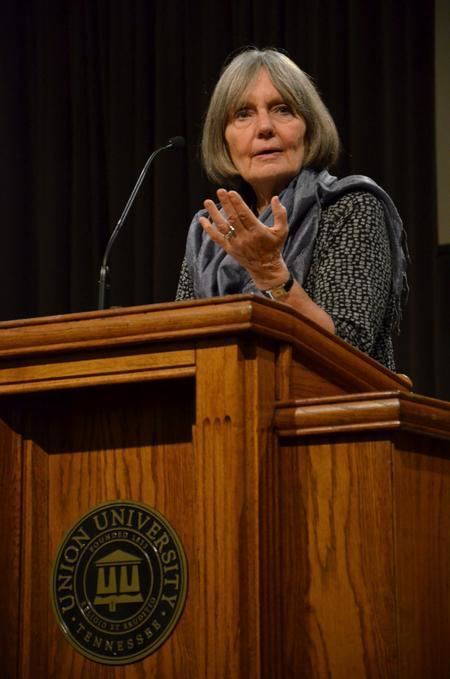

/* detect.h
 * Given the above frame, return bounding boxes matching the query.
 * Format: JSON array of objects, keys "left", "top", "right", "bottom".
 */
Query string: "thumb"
[{"left": 271, "top": 195, "right": 288, "bottom": 230}]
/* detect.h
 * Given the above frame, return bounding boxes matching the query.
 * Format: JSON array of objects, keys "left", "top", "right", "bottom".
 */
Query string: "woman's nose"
[{"left": 255, "top": 109, "right": 274, "bottom": 137}]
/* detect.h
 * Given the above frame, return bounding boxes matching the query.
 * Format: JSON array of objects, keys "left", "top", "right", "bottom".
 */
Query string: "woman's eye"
[
  {"left": 234, "top": 108, "right": 251, "bottom": 119},
  {"left": 274, "top": 104, "right": 292, "bottom": 115}
]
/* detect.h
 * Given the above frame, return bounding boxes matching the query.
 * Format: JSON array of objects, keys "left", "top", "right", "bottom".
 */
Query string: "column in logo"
[{"left": 94, "top": 549, "right": 144, "bottom": 612}]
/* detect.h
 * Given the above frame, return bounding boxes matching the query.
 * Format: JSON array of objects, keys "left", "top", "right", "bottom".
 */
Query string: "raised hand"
[{"left": 199, "top": 188, "right": 290, "bottom": 289}]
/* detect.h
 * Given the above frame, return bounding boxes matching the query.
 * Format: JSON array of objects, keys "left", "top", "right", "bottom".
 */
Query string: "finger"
[
  {"left": 217, "top": 189, "right": 254, "bottom": 230},
  {"left": 199, "top": 215, "right": 229, "bottom": 245},
  {"left": 203, "top": 199, "right": 232, "bottom": 236},
  {"left": 215, "top": 189, "right": 241, "bottom": 228},
  {"left": 200, "top": 211, "right": 237, "bottom": 246},
  {"left": 224, "top": 190, "right": 258, "bottom": 230}
]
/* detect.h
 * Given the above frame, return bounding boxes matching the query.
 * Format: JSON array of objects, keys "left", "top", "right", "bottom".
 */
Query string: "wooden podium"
[{"left": 0, "top": 296, "right": 449, "bottom": 678}]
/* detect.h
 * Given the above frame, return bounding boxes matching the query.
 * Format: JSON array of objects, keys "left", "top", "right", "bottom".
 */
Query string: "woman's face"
[{"left": 225, "top": 68, "right": 306, "bottom": 205}]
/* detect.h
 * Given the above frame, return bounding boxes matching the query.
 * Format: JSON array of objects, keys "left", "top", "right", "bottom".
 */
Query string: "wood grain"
[
  {"left": 393, "top": 433, "right": 450, "bottom": 678},
  {"left": 0, "top": 408, "right": 23, "bottom": 679},
  {"left": 0, "top": 344, "right": 195, "bottom": 389},
  {"left": 19, "top": 438, "right": 49, "bottom": 678},
  {"left": 0, "top": 296, "right": 411, "bottom": 396},
  {"left": 17, "top": 381, "right": 196, "bottom": 678},
  {"left": 275, "top": 436, "right": 398, "bottom": 678},
  {"left": 193, "top": 339, "right": 274, "bottom": 678},
  {"left": 3, "top": 335, "right": 279, "bottom": 678},
  {"left": 1, "top": 300, "right": 448, "bottom": 678},
  {"left": 275, "top": 391, "right": 450, "bottom": 440}
]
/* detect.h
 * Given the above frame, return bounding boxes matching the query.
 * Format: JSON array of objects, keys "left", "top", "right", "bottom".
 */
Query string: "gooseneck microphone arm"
[{"left": 97, "top": 136, "right": 185, "bottom": 310}]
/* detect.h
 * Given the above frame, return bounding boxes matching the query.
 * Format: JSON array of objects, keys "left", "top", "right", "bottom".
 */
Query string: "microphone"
[{"left": 97, "top": 136, "right": 185, "bottom": 310}]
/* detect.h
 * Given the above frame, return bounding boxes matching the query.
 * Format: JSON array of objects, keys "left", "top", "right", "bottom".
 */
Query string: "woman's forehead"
[{"left": 233, "top": 68, "right": 281, "bottom": 104}]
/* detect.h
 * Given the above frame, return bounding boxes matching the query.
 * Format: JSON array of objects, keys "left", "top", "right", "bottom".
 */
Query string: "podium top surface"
[{"left": 0, "top": 295, "right": 412, "bottom": 394}]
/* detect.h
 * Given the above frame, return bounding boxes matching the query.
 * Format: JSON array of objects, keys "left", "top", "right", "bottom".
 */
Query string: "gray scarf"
[{"left": 186, "top": 167, "right": 408, "bottom": 325}]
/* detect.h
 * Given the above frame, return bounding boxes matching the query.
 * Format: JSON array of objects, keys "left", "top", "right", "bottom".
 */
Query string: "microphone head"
[{"left": 168, "top": 136, "right": 185, "bottom": 149}]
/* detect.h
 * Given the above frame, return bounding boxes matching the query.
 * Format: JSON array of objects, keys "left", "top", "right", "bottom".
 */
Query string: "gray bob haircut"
[{"left": 201, "top": 47, "right": 340, "bottom": 187}]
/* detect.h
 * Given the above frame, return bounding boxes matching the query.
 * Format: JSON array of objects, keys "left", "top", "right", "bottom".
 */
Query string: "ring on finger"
[{"left": 223, "top": 223, "right": 236, "bottom": 240}]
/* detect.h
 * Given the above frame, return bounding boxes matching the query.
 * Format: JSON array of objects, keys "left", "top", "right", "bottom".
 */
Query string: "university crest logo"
[{"left": 51, "top": 500, "right": 187, "bottom": 665}]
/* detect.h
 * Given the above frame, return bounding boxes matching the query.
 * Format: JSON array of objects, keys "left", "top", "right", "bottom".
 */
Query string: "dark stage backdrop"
[{"left": 1, "top": 1, "right": 447, "bottom": 399}]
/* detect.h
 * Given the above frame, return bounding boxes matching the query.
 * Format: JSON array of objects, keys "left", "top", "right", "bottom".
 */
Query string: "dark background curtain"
[{"left": 1, "top": 0, "right": 448, "bottom": 399}]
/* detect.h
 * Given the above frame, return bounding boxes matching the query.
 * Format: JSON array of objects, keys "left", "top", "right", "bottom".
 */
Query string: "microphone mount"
[{"left": 97, "top": 136, "right": 185, "bottom": 310}]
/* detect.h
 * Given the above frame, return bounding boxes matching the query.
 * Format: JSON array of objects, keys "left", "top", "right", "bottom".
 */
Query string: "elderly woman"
[{"left": 176, "top": 47, "right": 407, "bottom": 370}]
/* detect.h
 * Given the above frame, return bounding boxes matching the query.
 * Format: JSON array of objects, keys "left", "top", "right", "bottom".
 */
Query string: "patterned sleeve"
[
  {"left": 303, "top": 191, "right": 394, "bottom": 364},
  {"left": 175, "top": 256, "right": 195, "bottom": 300}
]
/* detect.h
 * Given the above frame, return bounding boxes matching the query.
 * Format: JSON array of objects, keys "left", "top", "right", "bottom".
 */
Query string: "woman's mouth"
[{"left": 254, "top": 148, "right": 282, "bottom": 158}]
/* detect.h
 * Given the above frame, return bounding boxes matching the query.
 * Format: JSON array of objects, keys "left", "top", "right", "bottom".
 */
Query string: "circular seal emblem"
[{"left": 51, "top": 500, "right": 187, "bottom": 665}]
